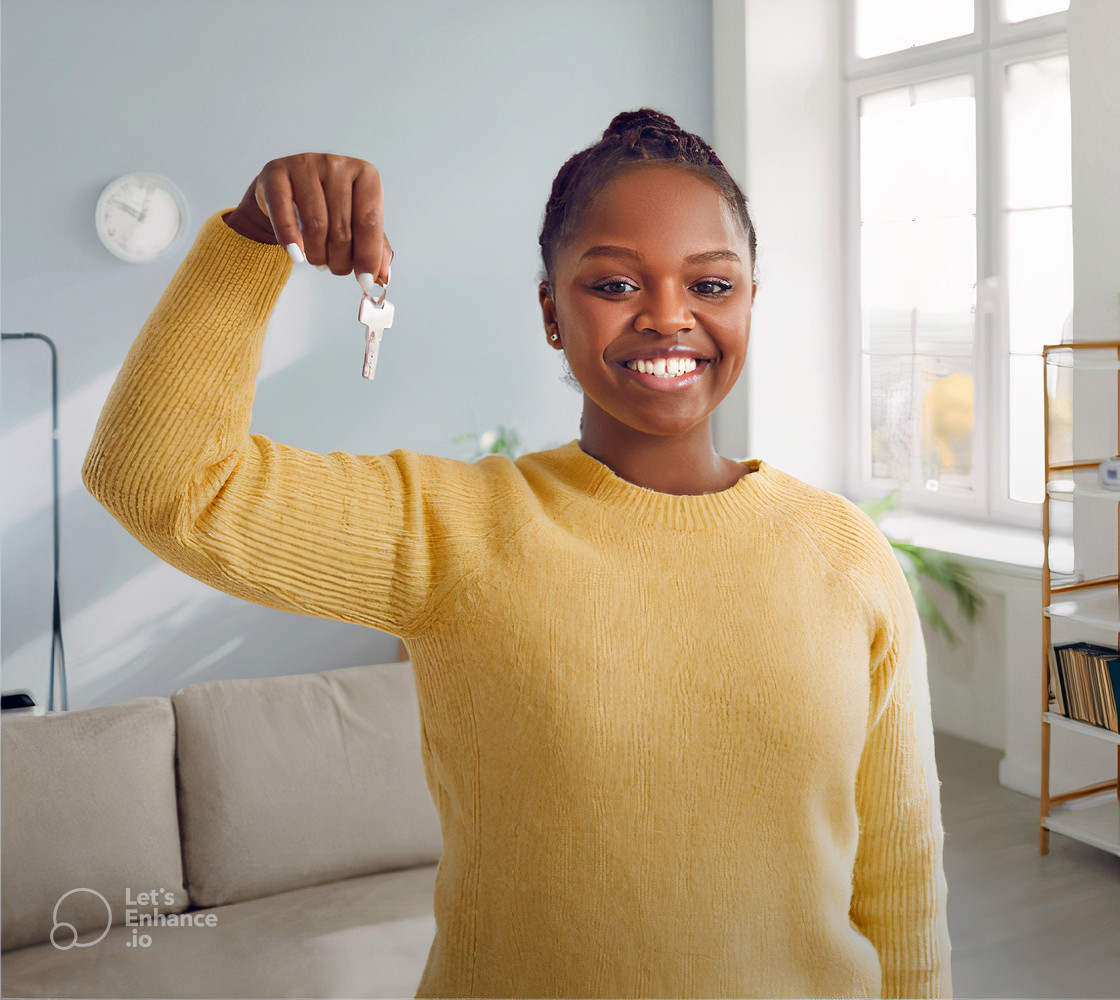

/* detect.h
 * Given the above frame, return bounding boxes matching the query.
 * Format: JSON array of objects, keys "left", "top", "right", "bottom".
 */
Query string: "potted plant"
[
  {"left": 857, "top": 490, "right": 985, "bottom": 646},
  {"left": 453, "top": 425, "right": 523, "bottom": 462}
]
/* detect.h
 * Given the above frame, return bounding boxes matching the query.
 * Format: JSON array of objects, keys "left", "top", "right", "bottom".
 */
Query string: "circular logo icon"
[{"left": 51, "top": 888, "right": 112, "bottom": 950}]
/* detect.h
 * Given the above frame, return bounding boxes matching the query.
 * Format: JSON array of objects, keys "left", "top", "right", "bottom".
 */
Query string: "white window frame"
[{"left": 843, "top": 0, "right": 1069, "bottom": 530}]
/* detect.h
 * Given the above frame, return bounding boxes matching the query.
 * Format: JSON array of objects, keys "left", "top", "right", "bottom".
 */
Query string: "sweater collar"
[{"left": 531, "top": 439, "right": 777, "bottom": 530}]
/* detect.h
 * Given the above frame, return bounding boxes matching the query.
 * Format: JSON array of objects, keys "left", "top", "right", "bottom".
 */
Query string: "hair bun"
[{"left": 605, "top": 108, "right": 681, "bottom": 137}]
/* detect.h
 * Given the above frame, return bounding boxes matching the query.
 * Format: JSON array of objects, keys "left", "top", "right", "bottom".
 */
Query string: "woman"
[{"left": 84, "top": 109, "right": 952, "bottom": 998}]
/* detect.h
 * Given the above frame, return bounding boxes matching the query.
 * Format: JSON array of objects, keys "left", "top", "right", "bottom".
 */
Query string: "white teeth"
[{"left": 624, "top": 357, "right": 699, "bottom": 377}]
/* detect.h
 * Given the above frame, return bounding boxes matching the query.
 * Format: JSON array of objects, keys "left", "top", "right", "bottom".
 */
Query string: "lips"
[{"left": 616, "top": 358, "right": 710, "bottom": 391}]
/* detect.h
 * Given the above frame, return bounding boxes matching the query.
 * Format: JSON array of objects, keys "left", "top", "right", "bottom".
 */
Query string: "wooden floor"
[{"left": 935, "top": 731, "right": 1120, "bottom": 999}]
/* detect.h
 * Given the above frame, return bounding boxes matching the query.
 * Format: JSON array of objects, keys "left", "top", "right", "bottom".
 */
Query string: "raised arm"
[
  {"left": 850, "top": 553, "right": 954, "bottom": 998},
  {"left": 83, "top": 155, "right": 448, "bottom": 638}
]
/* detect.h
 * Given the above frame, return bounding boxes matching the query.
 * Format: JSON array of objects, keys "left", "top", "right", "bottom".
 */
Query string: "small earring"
[{"left": 550, "top": 333, "right": 559, "bottom": 341}]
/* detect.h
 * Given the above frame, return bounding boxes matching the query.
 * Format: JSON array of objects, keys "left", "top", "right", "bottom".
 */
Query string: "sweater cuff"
[{"left": 156, "top": 209, "right": 294, "bottom": 333}]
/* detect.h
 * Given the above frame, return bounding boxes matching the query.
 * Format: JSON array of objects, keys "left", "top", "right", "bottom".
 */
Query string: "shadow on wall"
[{"left": 70, "top": 591, "right": 390, "bottom": 709}]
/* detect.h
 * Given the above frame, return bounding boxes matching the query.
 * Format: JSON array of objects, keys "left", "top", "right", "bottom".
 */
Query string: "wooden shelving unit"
[{"left": 1040, "top": 341, "right": 1120, "bottom": 856}]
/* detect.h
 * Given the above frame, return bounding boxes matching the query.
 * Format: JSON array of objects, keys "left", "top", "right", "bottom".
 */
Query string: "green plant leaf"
[
  {"left": 891, "top": 541, "right": 986, "bottom": 621},
  {"left": 856, "top": 489, "right": 901, "bottom": 524},
  {"left": 905, "top": 567, "right": 960, "bottom": 645}
]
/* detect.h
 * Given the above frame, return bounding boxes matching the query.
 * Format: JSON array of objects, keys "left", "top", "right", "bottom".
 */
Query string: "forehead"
[{"left": 571, "top": 163, "right": 744, "bottom": 258}]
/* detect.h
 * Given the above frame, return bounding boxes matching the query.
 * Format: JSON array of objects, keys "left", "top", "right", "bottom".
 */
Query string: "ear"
[{"left": 539, "top": 281, "right": 562, "bottom": 349}]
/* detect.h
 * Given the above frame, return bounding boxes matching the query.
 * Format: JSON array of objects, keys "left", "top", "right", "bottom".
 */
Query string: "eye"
[
  {"left": 693, "top": 279, "right": 733, "bottom": 296},
  {"left": 592, "top": 280, "right": 638, "bottom": 296}
]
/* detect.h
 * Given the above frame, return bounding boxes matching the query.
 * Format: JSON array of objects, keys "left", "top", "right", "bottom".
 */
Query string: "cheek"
[
  {"left": 709, "top": 303, "right": 751, "bottom": 344},
  {"left": 559, "top": 299, "right": 619, "bottom": 352}
]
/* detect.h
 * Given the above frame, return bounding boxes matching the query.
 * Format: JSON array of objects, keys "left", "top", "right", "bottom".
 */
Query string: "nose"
[{"left": 632, "top": 279, "right": 696, "bottom": 337}]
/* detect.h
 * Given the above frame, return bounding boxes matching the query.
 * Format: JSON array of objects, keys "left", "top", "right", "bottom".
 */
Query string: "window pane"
[
  {"left": 1004, "top": 51, "right": 1072, "bottom": 507},
  {"left": 860, "top": 74, "right": 977, "bottom": 492},
  {"left": 861, "top": 77, "right": 975, "bottom": 222},
  {"left": 862, "top": 217, "right": 977, "bottom": 322},
  {"left": 1007, "top": 207, "right": 1073, "bottom": 355},
  {"left": 855, "top": 0, "right": 974, "bottom": 58},
  {"left": 867, "top": 352, "right": 975, "bottom": 490},
  {"left": 860, "top": 76, "right": 976, "bottom": 319},
  {"left": 1000, "top": 0, "right": 1069, "bottom": 23},
  {"left": 1005, "top": 55, "right": 1071, "bottom": 210}
]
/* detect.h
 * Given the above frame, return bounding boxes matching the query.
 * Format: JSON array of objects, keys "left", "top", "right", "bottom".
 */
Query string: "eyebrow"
[{"left": 578, "top": 245, "right": 743, "bottom": 265}]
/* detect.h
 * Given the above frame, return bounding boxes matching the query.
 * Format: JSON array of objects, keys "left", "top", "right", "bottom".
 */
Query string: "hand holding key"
[
  {"left": 223, "top": 153, "right": 396, "bottom": 379},
  {"left": 224, "top": 153, "right": 392, "bottom": 287}
]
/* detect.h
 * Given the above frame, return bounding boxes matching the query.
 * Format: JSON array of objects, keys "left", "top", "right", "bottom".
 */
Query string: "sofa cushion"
[
  {"left": 1, "top": 697, "right": 187, "bottom": 952},
  {"left": 171, "top": 661, "right": 442, "bottom": 908},
  {"left": 0, "top": 862, "right": 439, "bottom": 998}
]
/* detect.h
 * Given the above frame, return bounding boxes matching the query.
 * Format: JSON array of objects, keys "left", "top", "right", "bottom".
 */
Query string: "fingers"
[
  {"left": 351, "top": 166, "right": 390, "bottom": 287},
  {"left": 321, "top": 157, "right": 355, "bottom": 275},
  {"left": 256, "top": 167, "right": 303, "bottom": 261},
  {"left": 251, "top": 155, "right": 389, "bottom": 281}
]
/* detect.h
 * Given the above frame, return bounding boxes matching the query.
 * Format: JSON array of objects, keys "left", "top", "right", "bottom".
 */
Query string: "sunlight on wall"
[
  {"left": 3, "top": 561, "right": 220, "bottom": 706},
  {"left": 0, "top": 369, "right": 117, "bottom": 530}
]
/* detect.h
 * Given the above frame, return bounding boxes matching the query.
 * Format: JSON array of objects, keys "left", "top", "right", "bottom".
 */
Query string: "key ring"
[
  {"left": 365, "top": 281, "right": 389, "bottom": 307},
  {"left": 360, "top": 262, "right": 391, "bottom": 306}
]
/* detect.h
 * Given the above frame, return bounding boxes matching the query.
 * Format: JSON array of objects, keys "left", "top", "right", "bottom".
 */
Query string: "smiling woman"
[
  {"left": 540, "top": 162, "right": 755, "bottom": 494},
  {"left": 533, "top": 110, "right": 761, "bottom": 495},
  {"left": 82, "top": 109, "right": 952, "bottom": 999}
]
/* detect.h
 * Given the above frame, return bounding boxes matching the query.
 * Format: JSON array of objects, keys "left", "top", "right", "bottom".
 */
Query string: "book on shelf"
[{"left": 1048, "top": 640, "right": 1120, "bottom": 733}]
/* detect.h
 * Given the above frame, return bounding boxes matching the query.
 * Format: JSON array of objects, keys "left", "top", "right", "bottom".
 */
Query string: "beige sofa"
[{"left": 1, "top": 659, "right": 442, "bottom": 999}]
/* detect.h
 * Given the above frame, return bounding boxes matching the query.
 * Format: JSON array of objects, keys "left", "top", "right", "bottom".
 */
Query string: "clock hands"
[
  {"left": 138, "top": 188, "right": 154, "bottom": 224},
  {"left": 109, "top": 198, "right": 142, "bottom": 219}
]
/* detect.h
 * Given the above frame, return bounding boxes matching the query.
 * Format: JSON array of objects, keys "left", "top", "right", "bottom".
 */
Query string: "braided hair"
[{"left": 538, "top": 108, "right": 758, "bottom": 288}]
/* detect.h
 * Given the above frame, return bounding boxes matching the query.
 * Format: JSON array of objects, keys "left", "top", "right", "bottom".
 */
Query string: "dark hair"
[{"left": 538, "top": 108, "right": 758, "bottom": 287}]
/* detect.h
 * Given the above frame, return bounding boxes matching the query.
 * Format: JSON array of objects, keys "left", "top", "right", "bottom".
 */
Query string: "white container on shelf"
[{"left": 1098, "top": 457, "right": 1120, "bottom": 490}]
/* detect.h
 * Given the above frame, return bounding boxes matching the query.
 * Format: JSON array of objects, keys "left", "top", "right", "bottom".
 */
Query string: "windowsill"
[{"left": 877, "top": 509, "right": 1073, "bottom": 578}]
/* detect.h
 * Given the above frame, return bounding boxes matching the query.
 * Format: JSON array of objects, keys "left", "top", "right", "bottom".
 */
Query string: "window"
[{"left": 845, "top": 0, "right": 1070, "bottom": 525}]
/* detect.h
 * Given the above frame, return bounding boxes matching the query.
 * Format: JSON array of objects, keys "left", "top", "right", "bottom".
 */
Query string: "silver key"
[{"left": 357, "top": 291, "right": 395, "bottom": 380}]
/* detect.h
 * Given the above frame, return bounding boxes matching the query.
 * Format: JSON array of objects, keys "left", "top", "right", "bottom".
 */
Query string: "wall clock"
[{"left": 95, "top": 172, "right": 187, "bottom": 263}]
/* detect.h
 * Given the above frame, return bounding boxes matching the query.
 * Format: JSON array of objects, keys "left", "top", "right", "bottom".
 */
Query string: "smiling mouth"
[
  {"left": 615, "top": 358, "right": 712, "bottom": 391},
  {"left": 617, "top": 358, "right": 712, "bottom": 378}
]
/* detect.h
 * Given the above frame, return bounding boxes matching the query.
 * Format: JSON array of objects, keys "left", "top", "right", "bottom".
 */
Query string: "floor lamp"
[{"left": 1, "top": 332, "right": 68, "bottom": 711}]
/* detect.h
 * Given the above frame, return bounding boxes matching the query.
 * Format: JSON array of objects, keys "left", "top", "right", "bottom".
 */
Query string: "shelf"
[
  {"left": 1045, "top": 588, "right": 1120, "bottom": 631},
  {"left": 1040, "top": 339, "right": 1120, "bottom": 859},
  {"left": 1044, "top": 712, "right": 1120, "bottom": 745},
  {"left": 1044, "top": 349, "right": 1120, "bottom": 371},
  {"left": 1047, "top": 476, "right": 1120, "bottom": 502},
  {"left": 1042, "top": 792, "right": 1120, "bottom": 857}
]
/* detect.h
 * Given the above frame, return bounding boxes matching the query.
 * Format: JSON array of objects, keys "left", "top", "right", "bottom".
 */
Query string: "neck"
[{"left": 577, "top": 409, "right": 745, "bottom": 496}]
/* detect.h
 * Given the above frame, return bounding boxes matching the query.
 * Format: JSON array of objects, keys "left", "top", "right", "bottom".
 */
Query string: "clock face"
[{"left": 95, "top": 173, "right": 186, "bottom": 263}]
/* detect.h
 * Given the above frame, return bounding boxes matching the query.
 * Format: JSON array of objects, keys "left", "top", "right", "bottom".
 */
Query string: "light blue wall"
[{"left": 1, "top": 0, "right": 714, "bottom": 708}]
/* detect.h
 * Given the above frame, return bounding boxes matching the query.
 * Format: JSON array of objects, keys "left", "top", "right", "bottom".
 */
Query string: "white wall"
[
  {"left": 1069, "top": 0, "right": 1120, "bottom": 587},
  {"left": 0, "top": 0, "right": 715, "bottom": 709}
]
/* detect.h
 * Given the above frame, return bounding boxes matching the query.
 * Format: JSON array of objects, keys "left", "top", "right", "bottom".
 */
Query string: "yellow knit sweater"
[{"left": 83, "top": 212, "right": 952, "bottom": 999}]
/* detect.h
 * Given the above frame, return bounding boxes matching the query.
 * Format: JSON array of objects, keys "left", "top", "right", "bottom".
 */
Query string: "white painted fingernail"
[
  {"left": 315, "top": 264, "right": 330, "bottom": 272},
  {"left": 386, "top": 263, "right": 392, "bottom": 284},
  {"left": 357, "top": 272, "right": 376, "bottom": 295},
  {"left": 285, "top": 243, "right": 305, "bottom": 264}
]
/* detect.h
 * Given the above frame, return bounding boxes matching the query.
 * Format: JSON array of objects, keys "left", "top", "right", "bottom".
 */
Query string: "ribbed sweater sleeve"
[
  {"left": 82, "top": 211, "right": 442, "bottom": 637},
  {"left": 849, "top": 524, "right": 953, "bottom": 999}
]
